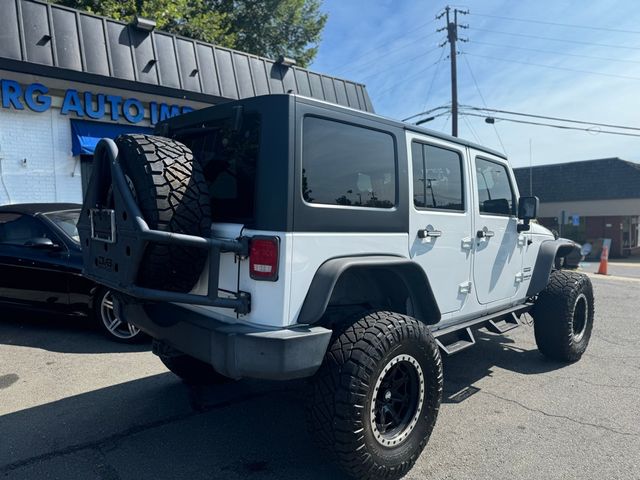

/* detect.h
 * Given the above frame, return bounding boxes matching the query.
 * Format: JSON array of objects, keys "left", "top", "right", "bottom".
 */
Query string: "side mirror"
[
  {"left": 517, "top": 196, "right": 539, "bottom": 232},
  {"left": 24, "top": 237, "right": 59, "bottom": 250}
]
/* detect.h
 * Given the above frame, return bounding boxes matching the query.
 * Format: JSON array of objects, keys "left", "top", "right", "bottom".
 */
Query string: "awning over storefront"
[{"left": 70, "top": 120, "right": 153, "bottom": 156}]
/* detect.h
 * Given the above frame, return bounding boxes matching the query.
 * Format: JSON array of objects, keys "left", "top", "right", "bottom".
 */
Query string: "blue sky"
[{"left": 310, "top": 0, "right": 640, "bottom": 167}]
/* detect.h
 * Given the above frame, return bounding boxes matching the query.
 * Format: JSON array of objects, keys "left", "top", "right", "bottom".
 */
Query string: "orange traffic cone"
[{"left": 596, "top": 245, "right": 609, "bottom": 275}]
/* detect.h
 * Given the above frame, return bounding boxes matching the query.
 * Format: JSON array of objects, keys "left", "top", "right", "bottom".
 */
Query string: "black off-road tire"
[
  {"left": 115, "top": 134, "right": 211, "bottom": 293},
  {"left": 533, "top": 270, "right": 594, "bottom": 362},
  {"left": 153, "top": 339, "right": 234, "bottom": 385},
  {"left": 307, "top": 311, "right": 443, "bottom": 480}
]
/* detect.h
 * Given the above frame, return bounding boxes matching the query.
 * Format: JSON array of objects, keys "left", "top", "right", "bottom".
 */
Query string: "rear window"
[
  {"left": 302, "top": 116, "right": 396, "bottom": 209},
  {"left": 179, "top": 113, "right": 261, "bottom": 223}
]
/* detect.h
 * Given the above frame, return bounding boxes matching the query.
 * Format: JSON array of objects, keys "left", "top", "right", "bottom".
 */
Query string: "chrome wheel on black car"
[{"left": 95, "top": 289, "right": 144, "bottom": 343}]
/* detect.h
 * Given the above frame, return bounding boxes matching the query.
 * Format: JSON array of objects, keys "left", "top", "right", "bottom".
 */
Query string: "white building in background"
[{"left": 0, "top": 0, "right": 372, "bottom": 206}]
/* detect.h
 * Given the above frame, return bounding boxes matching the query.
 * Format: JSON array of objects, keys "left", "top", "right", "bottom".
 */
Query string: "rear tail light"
[{"left": 249, "top": 236, "right": 280, "bottom": 281}]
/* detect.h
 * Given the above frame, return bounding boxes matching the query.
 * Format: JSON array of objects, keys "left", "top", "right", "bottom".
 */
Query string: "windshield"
[{"left": 44, "top": 209, "right": 81, "bottom": 243}]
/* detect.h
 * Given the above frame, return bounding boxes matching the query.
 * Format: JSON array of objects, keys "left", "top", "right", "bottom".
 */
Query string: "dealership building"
[
  {"left": 514, "top": 158, "right": 640, "bottom": 258},
  {"left": 0, "top": 0, "right": 372, "bottom": 206}
]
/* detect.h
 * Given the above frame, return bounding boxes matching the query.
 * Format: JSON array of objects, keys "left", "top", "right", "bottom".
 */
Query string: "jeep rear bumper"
[{"left": 119, "top": 301, "right": 332, "bottom": 380}]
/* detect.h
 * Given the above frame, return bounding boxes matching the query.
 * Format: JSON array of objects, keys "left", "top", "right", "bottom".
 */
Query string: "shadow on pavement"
[
  {"left": 0, "top": 372, "right": 347, "bottom": 480},
  {"left": 442, "top": 329, "right": 568, "bottom": 403},
  {"left": 0, "top": 307, "right": 149, "bottom": 354},
  {"left": 0, "top": 324, "right": 573, "bottom": 479}
]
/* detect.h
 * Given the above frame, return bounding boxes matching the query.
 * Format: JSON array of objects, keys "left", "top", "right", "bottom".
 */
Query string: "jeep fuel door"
[
  {"left": 407, "top": 135, "right": 473, "bottom": 315},
  {"left": 472, "top": 155, "right": 523, "bottom": 305}
]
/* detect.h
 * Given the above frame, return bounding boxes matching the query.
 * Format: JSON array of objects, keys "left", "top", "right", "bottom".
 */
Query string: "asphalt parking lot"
[
  {"left": 581, "top": 258, "right": 640, "bottom": 279},
  {"left": 1, "top": 272, "right": 639, "bottom": 480}
]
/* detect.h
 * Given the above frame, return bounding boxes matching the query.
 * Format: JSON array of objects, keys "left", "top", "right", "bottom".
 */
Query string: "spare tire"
[{"left": 114, "top": 134, "right": 211, "bottom": 293}]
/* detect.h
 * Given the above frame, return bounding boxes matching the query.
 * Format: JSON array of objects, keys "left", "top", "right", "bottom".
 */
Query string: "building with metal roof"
[
  {"left": 0, "top": 0, "right": 373, "bottom": 206},
  {"left": 514, "top": 158, "right": 640, "bottom": 257}
]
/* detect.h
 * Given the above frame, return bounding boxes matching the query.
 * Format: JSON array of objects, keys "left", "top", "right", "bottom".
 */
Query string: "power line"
[
  {"left": 461, "top": 54, "right": 507, "bottom": 155},
  {"left": 470, "top": 26, "right": 640, "bottom": 51},
  {"left": 460, "top": 105, "right": 640, "bottom": 132},
  {"left": 463, "top": 52, "right": 640, "bottom": 82},
  {"left": 354, "top": 46, "right": 443, "bottom": 82},
  {"left": 336, "top": 33, "right": 442, "bottom": 77},
  {"left": 462, "top": 114, "right": 482, "bottom": 143},
  {"left": 372, "top": 56, "right": 445, "bottom": 97},
  {"left": 415, "top": 110, "right": 453, "bottom": 125},
  {"left": 470, "top": 12, "right": 640, "bottom": 36},
  {"left": 403, "top": 105, "right": 450, "bottom": 122},
  {"left": 460, "top": 112, "right": 640, "bottom": 138},
  {"left": 438, "top": 112, "right": 452, "bottom": 133},
  {"left": 419, "top": 47, "right": 447, "bottom": 114},
  {"left": 332, "top": 22, "right": 440, "bottom": 74},
  {"left": 470, "top": 39, "right": 640, "bottom": 66}
]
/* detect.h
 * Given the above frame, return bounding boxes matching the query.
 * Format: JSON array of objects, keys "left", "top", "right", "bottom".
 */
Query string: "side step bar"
[
  {"left": 432, "top": 303, "right": 533, "bottom": 356},
  {"left": 486, "top": 314, "right": 521, "bottom": 334},
  {"left": 436, "top": 328, "right": 475, "bottom": 355}
]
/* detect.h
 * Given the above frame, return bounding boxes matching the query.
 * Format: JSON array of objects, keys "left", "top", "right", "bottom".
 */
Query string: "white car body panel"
[
  {"left": 405, "top": 132, "right": 476, "bottom": 321},
  {"left": 180, "top": 133, "right": 553, "bottom": 332}
]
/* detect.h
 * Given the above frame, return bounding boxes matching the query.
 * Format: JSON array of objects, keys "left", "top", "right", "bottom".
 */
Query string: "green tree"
[
  {"left": 217, "top": 0, "right": 327, "bottom": 67},
  {"left": 50, "top": 0, "right": 326, "bottom": 67}
]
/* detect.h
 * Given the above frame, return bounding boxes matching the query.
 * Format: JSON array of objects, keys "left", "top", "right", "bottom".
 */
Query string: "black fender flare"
[
  {"left": 527, "top": 239, "right": 577, "bottom": 297},
  {"left": 296, "top": 255, "right": 441, "bottom": 326}
]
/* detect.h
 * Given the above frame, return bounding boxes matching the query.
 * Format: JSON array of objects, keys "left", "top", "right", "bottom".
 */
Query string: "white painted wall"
[
  {"left": 0, "top": 105, "right": 81, "bottom": 205},
  {"left": 539, "top": 199, "right": 640, "bottom": 218}
]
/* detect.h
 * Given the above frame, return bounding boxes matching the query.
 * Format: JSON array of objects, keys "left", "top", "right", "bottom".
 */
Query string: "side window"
[
  {"left": 302, "top": 116, "right": 396, "bottom": 209},
  {"left": 475, "top": 158, "right": 516, "bottom": 216},
  {"left": 0, "top": 214, "right": 50, "bottom": 246},
  {"left": 411, "top": 142, "right": 464, "bottom": 211}
]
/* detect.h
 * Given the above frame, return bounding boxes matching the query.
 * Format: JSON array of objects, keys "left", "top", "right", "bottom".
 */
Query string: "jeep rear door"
[
  {"left": 407, "top": 133, "right": 474, "bottom": 315},
  {"left": 471, "top": 154, "right": 523, "bottom": 305},
  {"left": 175, "top": 107, "right": 262, "bottom": 321}
]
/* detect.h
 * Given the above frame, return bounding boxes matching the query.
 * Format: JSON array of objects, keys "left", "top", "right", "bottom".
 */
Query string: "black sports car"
[{"left": 0, "top": 203, "right": 143, "bottom": 342}]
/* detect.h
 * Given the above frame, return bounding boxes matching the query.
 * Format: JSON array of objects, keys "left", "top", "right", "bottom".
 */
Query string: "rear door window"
[
  {"left": 411, "top": 142, "right": 464, "bottom": 211},
  {"left": 302, "top": 116, "right": 396, "bottom": 209}
]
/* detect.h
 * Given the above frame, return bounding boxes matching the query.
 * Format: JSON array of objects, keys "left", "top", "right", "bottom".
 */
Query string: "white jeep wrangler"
[{"left": 78, "top": 94, "right": 594, "bottom": 480}]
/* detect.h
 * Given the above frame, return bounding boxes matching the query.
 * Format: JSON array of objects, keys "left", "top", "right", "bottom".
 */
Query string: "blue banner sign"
[{"left": 0, "top": 79, "right": 193, "bottom": 125}]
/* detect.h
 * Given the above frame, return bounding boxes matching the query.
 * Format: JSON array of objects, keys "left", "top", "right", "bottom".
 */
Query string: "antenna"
[{"left": 529, "top": 138, "right": 533, "bottom": 195}]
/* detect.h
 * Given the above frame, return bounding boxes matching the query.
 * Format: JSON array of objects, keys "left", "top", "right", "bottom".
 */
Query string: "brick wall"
[
  {"left": 0, "top": 106, "right": 81, "bottom": 205},
  {"left": 584, "top": 216, "right": 625, "bottom": 257},
  {"left": 539, "top": 215, "right": 626, "bottom": 257}
]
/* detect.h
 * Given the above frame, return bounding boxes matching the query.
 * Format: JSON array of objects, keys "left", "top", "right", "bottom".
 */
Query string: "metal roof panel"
[{"left": 2, "top": 0, "right": 374, "bottom": 111}]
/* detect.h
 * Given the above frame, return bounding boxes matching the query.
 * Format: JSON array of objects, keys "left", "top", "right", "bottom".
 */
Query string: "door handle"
[
  {"left": 477, "top": 229, "right": 495, "bottom": 239},
  {"left": 418, "top": 228, "right": 442, "bottom": 239}
]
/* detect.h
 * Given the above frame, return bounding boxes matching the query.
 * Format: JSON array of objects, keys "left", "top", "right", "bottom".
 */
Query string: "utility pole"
[{"left": 438, "top": 6, "right": 467, "bottom": 137}]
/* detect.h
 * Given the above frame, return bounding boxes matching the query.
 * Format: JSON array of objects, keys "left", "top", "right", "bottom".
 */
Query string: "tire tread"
[{"left": 307, "top": 311, "right": 443, "bottom": 480}]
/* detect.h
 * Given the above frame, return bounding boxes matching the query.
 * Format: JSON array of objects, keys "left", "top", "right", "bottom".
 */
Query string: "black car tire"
[
  {"left": 153, "top": 339, "right": 235, "bottom": 385},
  {"left": 307, "top": 311, "right": 443, "bottom": 480},
  {"left": 94, "top": 288, "right": 146, "bottom": 344},
  {"left": 533, "top": 270, "right": 595, "bottom": 362},
  {"left": 114, "top": 134, "right": 211, "bottom": 293}
]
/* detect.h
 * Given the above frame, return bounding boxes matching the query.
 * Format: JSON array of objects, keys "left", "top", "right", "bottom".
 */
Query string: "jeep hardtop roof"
[{"left": 157, "top": 93, "right": 507, "bottom": 160}]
